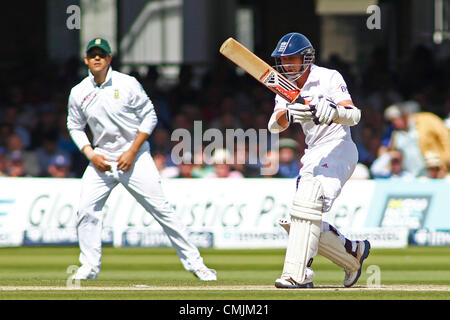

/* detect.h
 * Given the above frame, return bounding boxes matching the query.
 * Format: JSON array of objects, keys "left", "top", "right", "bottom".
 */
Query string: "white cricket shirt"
[
  {"left": 67, "top": 67, "right": 157, "bottom": 160},
  {"left": 273, "top": 64, "right": 354, "bottom": 148}
]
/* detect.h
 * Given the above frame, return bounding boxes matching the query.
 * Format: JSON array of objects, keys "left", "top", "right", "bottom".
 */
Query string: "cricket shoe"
[
  {"left": 344, "top": 240, "right": 371, "bottom": 287},
  {"left": 274, "top": 268, "right": 314, "bottom": 289},
  {"left": 194, "top": 266, "right": 217, "bottom": 281},
  {"left": 72, "top": 266, "right": 98, "bottom": 280}
]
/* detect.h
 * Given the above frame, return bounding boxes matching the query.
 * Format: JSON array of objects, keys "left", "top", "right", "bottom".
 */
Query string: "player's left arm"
[
  {"left": 315, "top": 71, "right": 361, "bottom": 126},
  {"left": 118, "top": 77, "right": 158, "bottom": 172},
  {"left": 332, "top": 99, "right": 361, "bottom": 126}
]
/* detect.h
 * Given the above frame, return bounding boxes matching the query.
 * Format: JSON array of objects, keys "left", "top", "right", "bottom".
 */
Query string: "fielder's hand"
[
  {"left": 286, "top": 103, "right": 314, "bottom": 124},
  {"left": 117, "top": 150, "right": 136, "bottom": 172},
  {"left": 315, "top": 98, "right": 338, "bottom": 125},
  {"left": 91, "top": 154, "right": 112, "bottom": 172}
]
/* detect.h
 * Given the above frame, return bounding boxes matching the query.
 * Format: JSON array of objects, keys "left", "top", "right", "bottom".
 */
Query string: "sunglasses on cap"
[{"left": 87, "top": 50, "right": 109, "bottom": 59}]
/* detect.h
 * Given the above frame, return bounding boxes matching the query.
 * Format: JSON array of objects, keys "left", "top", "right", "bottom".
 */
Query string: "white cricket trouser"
[
  {"left": 76, "top": 149, "right": 205, "bottom": 276},
  {"left": 298, "top": 139, "right": 358, "bottom": 212}
]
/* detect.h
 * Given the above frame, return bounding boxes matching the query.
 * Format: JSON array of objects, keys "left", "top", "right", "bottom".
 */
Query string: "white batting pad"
[
  {"left": 290, "top": 176, "right": 324, "bottom": 220},
  {"left": 318, "top": 231, "right": 360, "bottom": 272},
  {"left": 281, "top": 177, "right": 323, "bottom": 282},
  {"left": 278, "top": 219, "right": 361, "bottom": 273},
  {"left": 282, "top": 217, "right": 321, "bottom": 282}
]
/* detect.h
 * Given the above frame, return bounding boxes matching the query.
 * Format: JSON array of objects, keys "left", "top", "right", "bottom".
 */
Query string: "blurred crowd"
[{"left": 1, "top": 45, "right": 449, "bottom": 180}]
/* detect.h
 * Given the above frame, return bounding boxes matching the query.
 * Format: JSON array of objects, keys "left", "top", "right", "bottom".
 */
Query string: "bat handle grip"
[
  {"left": 294, "top": 96, "right": 305, "bottom": 104},
  {"left": 294, "top": 96, "right": 320, "bottom": 125}
]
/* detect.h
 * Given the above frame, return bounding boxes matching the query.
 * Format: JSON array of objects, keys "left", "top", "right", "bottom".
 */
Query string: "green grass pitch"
[{"left": 0, "top": 246, "right": 449, "bottom": 300}]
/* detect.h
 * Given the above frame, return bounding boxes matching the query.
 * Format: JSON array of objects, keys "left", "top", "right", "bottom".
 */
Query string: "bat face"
[
  {"left": 259, "top": 69, "right": 301, "bottom": 103},
  {"left": 220, "top": 37, "right": 319, "bottom": 123},
  {"left": 220, "top": 37, "right": 301, "bottom": 103}
]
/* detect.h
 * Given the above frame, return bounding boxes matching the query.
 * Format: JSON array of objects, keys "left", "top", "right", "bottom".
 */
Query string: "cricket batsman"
[
  {"left": 267, "top": 33, "right": 371, "bottom": 288},
  {"left": 66, "top": 38, "right": 217, "bottom": 281}
]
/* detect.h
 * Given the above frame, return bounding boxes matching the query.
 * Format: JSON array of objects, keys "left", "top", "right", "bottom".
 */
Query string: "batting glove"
[
  {"left": 286, "top": 103, "right": 314, "bottom": 124},
  {"left": 315, "top": 98, "right": 338, "bottom": 125}
]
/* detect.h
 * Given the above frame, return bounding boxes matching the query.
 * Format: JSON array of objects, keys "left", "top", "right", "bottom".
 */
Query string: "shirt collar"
[
  {"left": 89, "top": 66, "right": 113, "bottom": 88},
  {"left": 305, "top": 64, "right": 319, "bottom": 82},
  {"left": 300, "top": 64, "right": 319, "bottom": 92}
]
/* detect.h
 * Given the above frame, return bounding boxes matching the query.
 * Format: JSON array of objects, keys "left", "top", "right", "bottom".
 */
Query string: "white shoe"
[
  {"left": 274, "top": 277, "right": 314, "bottom": 288},
  {"left": 73, "top": 266, "right": 98, "bottom": 280},
  {"left": 344, "top": 240, "right": 371, "bottom": 287},
  {"left": 275, "top": 267, "right": 314, "bottom": 288},
  {"left": 194, "top": 266, "right": 217, "bottom": 281}
]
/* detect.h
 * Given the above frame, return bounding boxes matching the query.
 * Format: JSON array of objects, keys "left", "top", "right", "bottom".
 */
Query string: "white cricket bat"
[{"left": 219, "top": 37, "right": 303, "bottom": 104}]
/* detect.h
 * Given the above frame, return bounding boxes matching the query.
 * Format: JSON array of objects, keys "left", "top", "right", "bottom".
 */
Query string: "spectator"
[
  {"left": 6, "top": 151, "right": 28, "bottom": 177},
  {"left": 176, "top": 151, "right": 195, "bottom": 178},
  {"left": 420, "top": 151, "right": 448, "bottom": 179},
  {"left": 191, "top": 149, "right": 215, "bottom": 178},
  {"left": 370, "top": 148, "right": 414, "bottom": 179},
  {"left": 5, "top": 134, "right": 40, "bottom": 176},
  {"left": 152, "top": 151, "right": 179, "bottom": 178},
  {"left": 384, "top": 104, "right": 426, "bottom": 176},
  {"left": 29, "top": 104, "right": 59, "bottom": 149},
  {"left": 47, "top": 153, "right": 74, "bottom": 178},
  {"left": 205, "top": 148, "right": 243, "bottom": 178},
  {"left": 261, "top": 150, "right": 282, "bottom": 178},
  {"left": 0, "top": 147, "right": 7, "bottom": 176},
  {"left": 277, "top": 138, "right": 301, "bottom": 178},
  {"left": 150, "top": 127, "right": 172, "bottom": 156},
  {"left": 231, "top": 141, "right": 261, "bottom": 178},
  {"left": 384, "top": 102, "right": 450, "bottom": 176},
  {"left": 2, "top": 105, "right": 32, "bottom": 149},
  {"left": 355, "top": 127, "right": 378, "bottom": 167},
  {"left": 35, "top": 131, "right": 71, "bottom": 176},
  {"left": 0, "top": 123, "right": 13, "bottom": 150},
  {"left": 2, "top": 52, "right": 449, "bottom": 181}
]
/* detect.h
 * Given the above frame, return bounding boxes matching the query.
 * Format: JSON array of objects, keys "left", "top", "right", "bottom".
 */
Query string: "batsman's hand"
[
  {"left": 91, "top": 154, "right": 112, "bottom": 173},
  {"left": 286, "top": 103, "right": 314, "bottom": 124},
  {"left": 315, "top": 97, "right": 338, "bottom": 125},
  {"left": 117, "top": 150, "right": 136, "bottom": 172}
]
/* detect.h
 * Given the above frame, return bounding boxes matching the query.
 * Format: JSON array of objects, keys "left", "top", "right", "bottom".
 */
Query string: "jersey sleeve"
[
  {"left": 66, "top": 90, "right": 91, "bottom": 151},
  {"left": 129, "top": 77, "right": 158, "bottom": 135},
  {"left": 328, "top": 71, "right": 352, "bottom": 104}
]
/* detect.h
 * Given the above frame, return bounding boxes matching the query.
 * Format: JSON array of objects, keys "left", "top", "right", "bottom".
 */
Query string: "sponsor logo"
[
  {"left": 409, "top": 229, "right": 450, "bottom": 246},
  {"left": 261, "top": 70, "right": 278, "bottom": 87},
  {"left": 379, "top": 195, "right": 431, "bottom": 229},
  {"left": 339, "top": 84, "right": 348, "bottom": 93},
  {"left": 279, "top": 41, "right": 288, "bottom": 52},
  {"left": 23, "top": 227, "right": 113, "bottom": 246},
  {"left": 81, "top": 91, "right": 97, "bottom": 107},
  {"left": 342, "top": 228, "right": 409, "bottom": 248},
  {"left": 122, "top": 229, "right": 214, "bottom": 248}
]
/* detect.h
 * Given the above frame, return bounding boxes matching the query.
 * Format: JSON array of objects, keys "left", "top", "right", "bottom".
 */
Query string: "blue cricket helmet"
[{"left": 272, "top": 33, "right": 315, "bottom": 81}]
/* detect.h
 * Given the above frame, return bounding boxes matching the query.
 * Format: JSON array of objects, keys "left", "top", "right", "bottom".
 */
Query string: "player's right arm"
[
  {"left": 67, "top": 91, "right": 111, "bottom": 172},
  {"left": 268, "top": 95, "right": 289, "bottom": 133},
  {"left": 268, "top": 109, "right": 289, "bottom": 133},
  {"left": 268, "top": 95, "right": 313, "bottom": 133}
]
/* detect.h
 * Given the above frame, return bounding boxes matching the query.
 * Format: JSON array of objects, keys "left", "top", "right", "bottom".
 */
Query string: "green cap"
[{"left": 86, "top": 38, "right": 112, "bottom": 54}]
